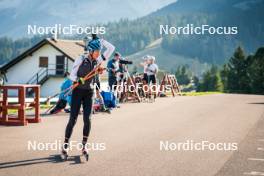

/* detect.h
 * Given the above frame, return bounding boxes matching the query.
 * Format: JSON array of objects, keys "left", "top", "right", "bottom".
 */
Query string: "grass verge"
[{"left": 180, "top": 92, "right": 222, "bottom": 96}]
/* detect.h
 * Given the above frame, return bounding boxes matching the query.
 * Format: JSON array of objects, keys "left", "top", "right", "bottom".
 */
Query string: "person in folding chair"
[
  {"left": 94, "top": 73, "right": 111, "bottom": 114},
  {"left": 49, "top": 72, "right": 72, "bottom": 114},
  {"left": 61, "top": 36, "right": 115, "bottom": 160}
]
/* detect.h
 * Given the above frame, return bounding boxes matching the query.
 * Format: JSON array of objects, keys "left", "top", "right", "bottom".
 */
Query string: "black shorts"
[
  {"left": 148, "top": 75, "right": 156, "bottom": 84},
  {"left": 143, "top": 73, "right": 148, "bottom": 83}
]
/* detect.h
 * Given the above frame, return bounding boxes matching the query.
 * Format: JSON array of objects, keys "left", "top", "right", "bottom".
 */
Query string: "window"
[{"left": 39, "top": 57, "right": 48, "bottom": 67}]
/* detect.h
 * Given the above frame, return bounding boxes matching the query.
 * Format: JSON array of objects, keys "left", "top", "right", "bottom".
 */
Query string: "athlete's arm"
[
  {"left": 69, "top": 56, "right": 83, "bottom": 81},
  {"left": 97, "top": 39, "right": 115, "bottom": 62}
]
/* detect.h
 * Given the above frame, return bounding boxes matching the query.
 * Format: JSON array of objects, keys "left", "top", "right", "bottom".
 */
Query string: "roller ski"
[
  {"left": 81, "top": 147, "right": 89, "bottom": 162},
  {"left": 101, "top": 106, "right": 111, "bottom": 114},
  {"left": 61, "top": 147, "right": 69, "bottom": 161},
  {"left": 146, "top": 93, "right": 155, "bottom": 103}
]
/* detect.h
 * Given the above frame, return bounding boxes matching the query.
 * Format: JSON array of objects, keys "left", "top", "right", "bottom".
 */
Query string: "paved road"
[{"left": 0, "top": 94, "right": 263, "bottom": 176}]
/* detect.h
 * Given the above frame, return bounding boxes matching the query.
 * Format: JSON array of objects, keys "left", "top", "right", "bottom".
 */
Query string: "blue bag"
[{"left": 101, "top": 91, "right": 117, "bottom": 108}]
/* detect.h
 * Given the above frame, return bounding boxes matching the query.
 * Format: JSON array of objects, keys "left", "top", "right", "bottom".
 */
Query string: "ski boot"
[
  {"left": 61, "top": 148, "right": 68, "bottom": 161},
  {"left": 153, "top": 94, "right": 157, "bottom": 102},
  {"left": 61, "top": 143, "right": 69, "bottom": 161},
  {"left": 82, "top": 147, "right": 89, "bottom": 161}
]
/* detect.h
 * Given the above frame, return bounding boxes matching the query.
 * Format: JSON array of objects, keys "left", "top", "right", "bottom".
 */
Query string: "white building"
[{"left": 0, "top": 38, "right": 85, "bottom": 97}]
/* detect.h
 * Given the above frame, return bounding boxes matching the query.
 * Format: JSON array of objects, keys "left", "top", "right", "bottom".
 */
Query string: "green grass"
[
  {"left": 7, "top": 104, "right": 53, "bottom": 114},
  {"left": 180, "top": 92, "right": 222, "bottom": 96},
  {"left": 6, "top": 92, "right": 220, "bottom": 114}
]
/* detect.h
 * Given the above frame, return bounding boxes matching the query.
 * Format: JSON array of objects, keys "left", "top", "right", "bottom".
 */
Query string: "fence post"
[{"left": 36, "top": 73, "right": 39, "bottom": 84}]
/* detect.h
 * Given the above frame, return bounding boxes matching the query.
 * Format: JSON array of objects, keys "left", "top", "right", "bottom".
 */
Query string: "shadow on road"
[
  {"left": 0, "top": 155, "right": 84, "bottom": 169},
  {"left": 248, "top": 102, "right": 264, "bottom": 105}
]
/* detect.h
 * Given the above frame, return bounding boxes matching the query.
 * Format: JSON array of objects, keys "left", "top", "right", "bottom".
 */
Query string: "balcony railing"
[{"left": 26, "top": 64, "right": 68, "bottom": 85}]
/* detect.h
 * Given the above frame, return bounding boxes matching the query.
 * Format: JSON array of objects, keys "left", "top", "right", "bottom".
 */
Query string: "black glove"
[{"left": 101, "top": 54, "right": 106, "bottom": 61}]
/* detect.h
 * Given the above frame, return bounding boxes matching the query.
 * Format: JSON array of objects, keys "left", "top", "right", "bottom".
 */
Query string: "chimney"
[{"left": 51, "top": 29, "right": 58, "bottom": 41}]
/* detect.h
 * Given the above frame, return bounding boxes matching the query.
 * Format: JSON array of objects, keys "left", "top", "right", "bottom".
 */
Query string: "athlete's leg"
[
  {"left": 64, "top": 89, "right": 82, "bottom": 146},
  {"left": 82, "top": 90, "right": 93, "bottom": 145}
]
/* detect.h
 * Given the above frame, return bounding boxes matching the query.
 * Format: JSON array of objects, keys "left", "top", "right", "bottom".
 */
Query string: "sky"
[{"left": 0, "top": 0, "right": 176, "bottom": 37}]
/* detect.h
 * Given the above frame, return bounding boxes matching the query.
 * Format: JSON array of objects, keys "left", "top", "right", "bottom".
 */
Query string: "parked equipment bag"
[{"left": 100, "top": 91, "right": 116, "bottom": 108}]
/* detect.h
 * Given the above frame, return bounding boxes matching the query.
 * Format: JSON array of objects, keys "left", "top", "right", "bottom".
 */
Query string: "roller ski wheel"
[
  {"left": 101, "top": 107, "right": 111, "bottom": 114},
  {"left": 61, "top": 149, "right": 68, "bottom": 161},
  {"left": 105, "top": 108, "right": 111, "bottom": 114},
  {"left": 82, "top": 148, "right": 89, "bottom": 162}
]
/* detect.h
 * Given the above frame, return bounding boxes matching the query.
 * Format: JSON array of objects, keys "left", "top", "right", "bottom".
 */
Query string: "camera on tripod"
[{"left": 119, "top": 58, "right": 133, "bottom": 65}]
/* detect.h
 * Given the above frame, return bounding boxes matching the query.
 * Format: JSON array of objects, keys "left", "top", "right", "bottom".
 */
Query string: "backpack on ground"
[{"left": 100, "top": 91, "right": 117, "bottom": 108}]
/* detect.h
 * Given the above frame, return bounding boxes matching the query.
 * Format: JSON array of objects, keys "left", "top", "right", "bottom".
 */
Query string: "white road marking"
[
  {"left": 244, "top": 171, "right": 264, "bottom": 175},
  {"left": 257, "top": 148, "right": 264, "bottom": 151},
  {"left": 248, "top": 158, "right": 264, "bottom": 161}
]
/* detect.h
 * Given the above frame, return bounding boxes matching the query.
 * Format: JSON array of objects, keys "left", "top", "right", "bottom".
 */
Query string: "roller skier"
[{"left": 61, "top": 36, "right": 115, "bottom": 161}]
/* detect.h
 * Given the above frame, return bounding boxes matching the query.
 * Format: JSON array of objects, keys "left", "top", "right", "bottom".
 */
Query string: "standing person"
[
  {"left": 146, "top": 56, "right": 159, "bottom": 99},
  {"left": 107, "top": 52, "right": 121, "bottom": 91},
  {"left": 139, "top": 55, "right": 150, "bottom": 96},
  {"left": 140, "top": 55, "right": 150, "bottom": 84},
  {"left": 91, "top": 34, "right": 111, "bottom": 113},
  {"left": 61, "top": 36, "right": 115, "bottom": 160}
]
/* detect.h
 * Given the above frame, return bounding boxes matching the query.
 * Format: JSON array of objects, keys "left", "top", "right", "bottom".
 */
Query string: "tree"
[
  {"left": 220, "top": 64, "right": 229, "bottom": 91},
  {"left": 198, "top": 65, "right": 223, "bottom": 92},
  {"left": 249, "top": 47, "right": 264, "bottom": 94},
  {"left": 175, "top": 66, "right": 191, "bottom": 85},
  {"left": 193, "top": 76, "right": 199, "bottom": 88},
  {"left": 220, "top": 46, "right": 264, "bottom": 94},
  {"left": 225, "top": 46, "right": 251, "bottom": 93}
]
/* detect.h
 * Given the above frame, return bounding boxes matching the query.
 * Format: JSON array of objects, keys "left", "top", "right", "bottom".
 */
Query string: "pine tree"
[
  {"left": 198, "top": 65, "right": 223, "bottom": 92},
  {"left": 249, "top": 47, "right": 264, "bottom": 94},
  {"left": 226, "top": 46, "right": 250, "bottom": 93},
  {"left": 175, "top": 66, "right": 191, "bottom": 85},
  {"left": 220, "top": 64, "right": 229, "bottom": 91}
]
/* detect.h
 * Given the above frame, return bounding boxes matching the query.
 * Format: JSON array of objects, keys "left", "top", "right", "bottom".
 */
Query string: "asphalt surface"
[{"left": 0, "top": 94, "right": 263, "bottom": 176}]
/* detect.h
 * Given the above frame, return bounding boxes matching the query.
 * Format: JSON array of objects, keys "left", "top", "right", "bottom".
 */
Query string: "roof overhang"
[{"left": 0, "top": 38, "right": 84, "bottom": 72}]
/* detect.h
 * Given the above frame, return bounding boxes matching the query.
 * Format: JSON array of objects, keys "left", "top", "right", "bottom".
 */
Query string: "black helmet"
[{"left": 114, "top": 52, "right": 121, "bottom": 57}]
